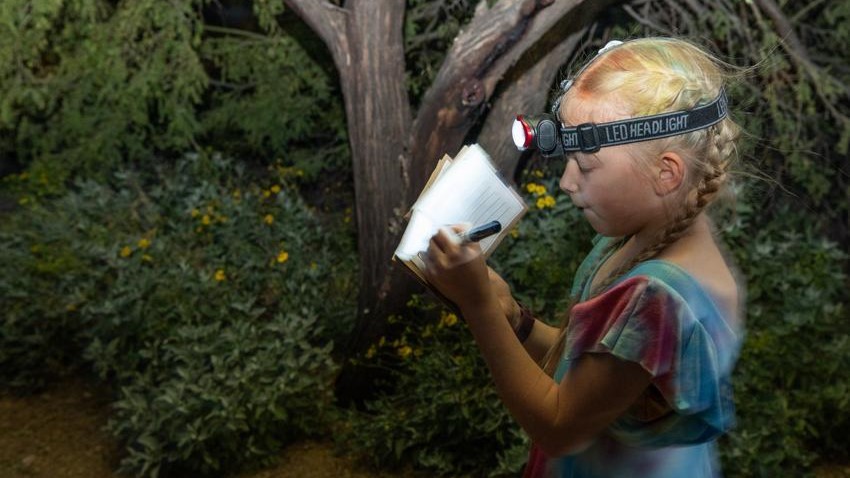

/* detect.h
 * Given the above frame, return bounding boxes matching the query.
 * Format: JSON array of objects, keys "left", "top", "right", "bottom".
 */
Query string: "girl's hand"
[
  {"left": 487, "top": 267, "right": 521, "bottom": 328},
  {"left": 421, "top": 226, "right": 493, "bottom": 311}
]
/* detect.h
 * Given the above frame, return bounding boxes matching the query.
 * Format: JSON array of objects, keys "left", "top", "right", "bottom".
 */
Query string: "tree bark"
[
  {"left": 478, "top": 27, "right": 587, "bottom": 178},
  {"left": 477, "top": 0, "right": 618, "bottom": 178},
  {"left": 409, "top": 0, "right": 595, "bottom": 185},
  {"left": 285, "top": 0, "right": 417, "bottom": 402},
  {"left": 285, "top": 0, "right": 605, "bottom": 403}
]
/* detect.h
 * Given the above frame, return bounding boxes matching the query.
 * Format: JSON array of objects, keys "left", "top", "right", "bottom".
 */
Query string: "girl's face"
[{"left": 559, "top": 96, "right": 668, "bottom": 238}]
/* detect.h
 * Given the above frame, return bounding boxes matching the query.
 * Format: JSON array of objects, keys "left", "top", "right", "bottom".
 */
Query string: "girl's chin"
[{"left": 584, "top": 213, "right": 622, "bottom": 237}]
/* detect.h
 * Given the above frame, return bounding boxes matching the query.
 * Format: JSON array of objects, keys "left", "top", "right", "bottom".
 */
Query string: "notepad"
[{"left": 393, "top": 144, "right": 527, "bottom": 287}]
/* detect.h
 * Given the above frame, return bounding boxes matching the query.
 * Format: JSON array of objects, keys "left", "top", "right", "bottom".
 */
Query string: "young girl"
[{"left": 421, "top": 37, "right": 744, "bottom": 477}]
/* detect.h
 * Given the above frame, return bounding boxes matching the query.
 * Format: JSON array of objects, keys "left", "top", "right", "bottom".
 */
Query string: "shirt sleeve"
[{"left": 563, "top": 275, "right": 737, "bottom": 446}]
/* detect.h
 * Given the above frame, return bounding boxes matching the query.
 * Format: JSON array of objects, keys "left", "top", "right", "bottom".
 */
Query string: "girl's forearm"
[{"left": 460, "top": 296, "right": 562, "bottom": 440}]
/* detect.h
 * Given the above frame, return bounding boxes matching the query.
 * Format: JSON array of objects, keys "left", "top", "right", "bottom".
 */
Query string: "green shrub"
[
  {"left": 0, "top": 0, "right": 346, "bottom": 187},
  {"left": 716, "top": 190, "right": 849, "bottom": 477},
  {"left": 0, "top": 153, "right": 358, "bottom": 476},
  {"left": 341, "top": 299, "right": 529, "bottom": 477}
]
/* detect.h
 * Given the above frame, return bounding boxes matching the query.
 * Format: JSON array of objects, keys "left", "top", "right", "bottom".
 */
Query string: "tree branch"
[
  {"left": 752, "top": 0, "right": 850, "bottom": 123},
  {"left": 478, "top": 25, "right": 588, "bottom": 179},
  {"left": 410, "top": 0, "right": 614, "bottom": 189},
  {"left": 752, "top": 0, "right": 811, "bottom": 68},
  {"left": 282, "top": 0, "right": 348, "bottom": 57}
]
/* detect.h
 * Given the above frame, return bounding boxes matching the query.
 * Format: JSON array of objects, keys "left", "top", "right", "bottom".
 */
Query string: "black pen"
[{"left": 459, "top": 220, "right": 502, "bottom": 244}]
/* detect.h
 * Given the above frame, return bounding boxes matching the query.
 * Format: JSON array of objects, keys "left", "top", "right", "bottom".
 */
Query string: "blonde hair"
[{"left": 543, "top": 37, "right": 741, "bottom": 374}]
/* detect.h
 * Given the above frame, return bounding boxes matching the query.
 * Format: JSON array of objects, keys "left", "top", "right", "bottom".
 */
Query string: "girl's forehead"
[{"left": 559, "top": 93, "right": 632, "bottom": 127}]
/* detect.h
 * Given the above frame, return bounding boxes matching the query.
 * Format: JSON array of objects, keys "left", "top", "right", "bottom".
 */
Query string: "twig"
[{"left": 203, "top": 24, "right": 272, "bottom": 42}]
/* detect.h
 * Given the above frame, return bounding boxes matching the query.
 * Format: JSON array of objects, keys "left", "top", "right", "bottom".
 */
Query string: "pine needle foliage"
[{"left": 0, "top": 0, "right": 346, "bottom": 194}]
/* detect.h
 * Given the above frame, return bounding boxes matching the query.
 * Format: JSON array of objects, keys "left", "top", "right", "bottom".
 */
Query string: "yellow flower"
[
  {"left": 202, "top": 214, "right": 211, "bottom": 225},
  {"left": 510, "top": 228, "right": 520, "bottom": 239},
  {"left": 120, "top": 246, "right": 132, "bottom": 258},
  {"left": 264, "top": 214, "right": 274, "bottom": 225},
  {"left": 525, "top": 183, "right": 547, "bottom": 197},
  {"left": 138, "top": 238, "right": 151, "bottom": 249},
  {"left": 533, "top": 169, "right": 544, "bottom": 178},
  {"left": 276, "top": 251, "right": 289, "bottom": 263},
  {"left": 366, "top": 345, "right": 377, "bottom": 359},
  {"left": 536, "top": 195, "right": 556, "bottom": 209},
  {"left": 262, "top": 189, "right": 271, "bottom": 198},
  {"left": 214, "top": 269, "right": 226, "bottom": 282},
  {"left": 270, "top": 185, "right": 281, "bottom": 194},
  {"left": 440, "top": 312, "right": 458, "bottom": 328},
  {"left": 191, "top": 208, "right": 200, "bottom": 218},
  {"left": 142, "top": 254, "right": 153, "bottom": 262},
  {"left": 397, "top": 345, "right": 413, "bottom": 358}
]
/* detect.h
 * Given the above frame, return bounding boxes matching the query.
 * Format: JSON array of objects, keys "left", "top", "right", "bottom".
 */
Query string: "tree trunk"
[
  {"left": 409, "top": 0, "right": 598, "bottom": 183},
  {"left": 284, "top": 0, "right": 610, "bottom": 403},
  {"left": 284, "top": 0, "right": 418, "bottom": 402}
]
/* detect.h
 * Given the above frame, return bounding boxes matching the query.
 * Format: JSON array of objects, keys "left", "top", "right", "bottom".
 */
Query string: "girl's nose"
[{"left": 560, "top": 158, "right": 580, "bottom": 194}]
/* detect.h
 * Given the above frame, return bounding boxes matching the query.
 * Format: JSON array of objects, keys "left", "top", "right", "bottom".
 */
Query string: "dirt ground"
[
  {"left": 2, "top": 377, "right": 849, "bottom": 478},
  {"left": 0, "top": 377, "right": 411, "bottom": 478}
]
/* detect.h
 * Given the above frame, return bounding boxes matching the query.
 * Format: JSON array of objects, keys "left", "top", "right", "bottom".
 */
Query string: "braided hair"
[{"left": 541, "top": 38, "right": 741, "bottom": 375}]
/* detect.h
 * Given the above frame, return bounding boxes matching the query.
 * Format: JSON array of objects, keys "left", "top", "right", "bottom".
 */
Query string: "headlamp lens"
[{"left": 512, "top": 116, "right": 532, "bottom": 150}]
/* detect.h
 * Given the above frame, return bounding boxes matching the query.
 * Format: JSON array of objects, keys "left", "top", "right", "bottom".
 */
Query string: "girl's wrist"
[{"left": 512, "top": 301, "right": 536, "bottom": 344}]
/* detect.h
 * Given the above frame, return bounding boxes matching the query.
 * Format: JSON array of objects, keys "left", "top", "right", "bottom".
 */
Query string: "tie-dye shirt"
[{"left": 523, "top": 236, "right": 743, "bottom": 478}]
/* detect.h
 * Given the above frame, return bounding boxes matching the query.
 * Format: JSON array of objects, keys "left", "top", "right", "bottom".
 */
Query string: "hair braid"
[{"left": 540, "top": 37, "right": 742, "bottom": 376}]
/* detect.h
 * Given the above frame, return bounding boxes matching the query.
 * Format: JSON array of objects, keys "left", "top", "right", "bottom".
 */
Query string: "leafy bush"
[
  {"left": 0, "top": 153, "right": 357, "bottom": 476},
  {"left": 716, "top": 190, "right": 849, "bottom": 477},
  {"left": 0, "top": 0, "right": 346, "bottom": 186},
  {"left": 341, "top": 299, "right": 529, "bottom": 477}
]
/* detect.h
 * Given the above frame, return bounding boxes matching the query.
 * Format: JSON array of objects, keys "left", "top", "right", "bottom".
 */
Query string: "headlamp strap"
[{"left": 560, "top": 89, "right": 728, "bottom": 153}]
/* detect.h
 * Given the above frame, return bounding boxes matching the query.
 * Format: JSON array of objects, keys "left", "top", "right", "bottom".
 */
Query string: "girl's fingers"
[
  {"left": 431, "top": 227, "right": 461, "bottom": 254},
  {"left": 449, "top": 223, "right": 470, "bottom": 235}
]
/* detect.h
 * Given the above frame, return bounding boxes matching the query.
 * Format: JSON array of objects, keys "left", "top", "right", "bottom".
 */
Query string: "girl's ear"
[{"left": 653, "top": 151, "right": 686, "bottom": 196}]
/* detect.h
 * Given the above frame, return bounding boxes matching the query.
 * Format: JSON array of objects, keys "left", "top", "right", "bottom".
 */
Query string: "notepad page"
[{"left": 394, "top": 144, "right": 524, "bottom": 260}]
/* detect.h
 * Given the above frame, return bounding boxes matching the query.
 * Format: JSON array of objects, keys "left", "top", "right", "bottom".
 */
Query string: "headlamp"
[
  {"left": 512, "top": 114, "right": 562, "bottom": 157},
  {"left": 512, "top": 89, "right": 728, "bottom": 157},
  {"left": 512, "top": 40, "right": 728, "bottom": 157}
]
